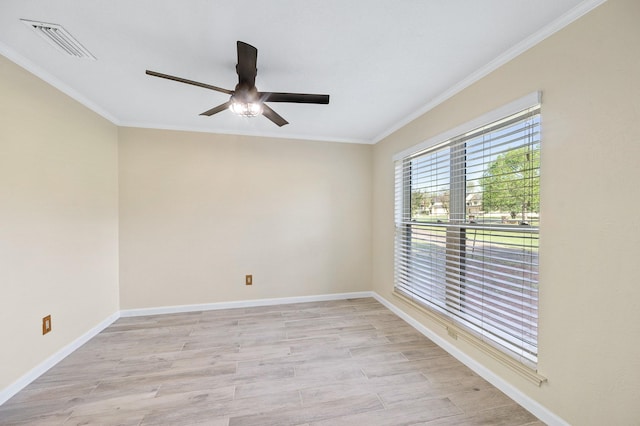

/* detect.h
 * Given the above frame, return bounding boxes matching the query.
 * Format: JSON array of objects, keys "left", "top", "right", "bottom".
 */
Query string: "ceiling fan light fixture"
[{"left": 229, "top": 99, "right": 263, "bottom": 117}]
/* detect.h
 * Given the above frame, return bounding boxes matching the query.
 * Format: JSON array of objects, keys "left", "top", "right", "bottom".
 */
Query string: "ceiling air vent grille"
[{"left": 20, "top": 19, "right": 96, "bottom": 60}]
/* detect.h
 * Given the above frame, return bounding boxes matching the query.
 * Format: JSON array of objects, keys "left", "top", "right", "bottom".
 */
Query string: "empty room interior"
[{"left": 1, "top": 0, "right": 639, "bottom": 425}]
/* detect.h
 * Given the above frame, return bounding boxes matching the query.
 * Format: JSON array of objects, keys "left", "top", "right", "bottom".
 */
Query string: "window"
[{"left": 394, "top": 97, "right": 540, "bottom": 367}]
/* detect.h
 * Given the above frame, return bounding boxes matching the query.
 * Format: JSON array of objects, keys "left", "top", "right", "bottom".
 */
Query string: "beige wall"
[
  {"left": 118, "top": 128, "right": 372, "bottom": 309},
  {"left": 372, "top": 0, "right": 640, "bottom": 424},
  {"left": 0, "top": 56, "right": 119, "bottom": 390}
]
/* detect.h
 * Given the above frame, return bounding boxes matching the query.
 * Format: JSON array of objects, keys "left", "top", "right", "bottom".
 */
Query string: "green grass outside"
[{"left": 409, "top": 224, "right": 539, "bottom": 251}]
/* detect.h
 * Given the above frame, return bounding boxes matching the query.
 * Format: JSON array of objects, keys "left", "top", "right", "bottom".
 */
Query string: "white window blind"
[{"left": 394, "top": 104, "right": 540, "bottom": 366}]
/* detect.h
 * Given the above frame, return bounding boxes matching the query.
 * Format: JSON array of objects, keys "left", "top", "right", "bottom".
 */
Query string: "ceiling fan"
[{"left": 146, "top": 41, "right": 330, "bottom": 127}]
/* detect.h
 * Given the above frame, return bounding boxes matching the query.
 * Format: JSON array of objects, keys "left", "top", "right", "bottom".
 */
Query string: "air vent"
[{"left": 20, "top": 19, "right": 96, "bottom": 60}]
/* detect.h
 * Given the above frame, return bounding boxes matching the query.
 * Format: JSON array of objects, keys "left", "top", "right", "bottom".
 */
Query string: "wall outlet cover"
[{"left": 42, "top": 315, "right": 52, "bottom": 335}]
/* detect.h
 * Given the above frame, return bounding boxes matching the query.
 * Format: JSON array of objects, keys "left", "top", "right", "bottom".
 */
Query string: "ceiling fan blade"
[
  {"left": 200, "top": 101, "right": 232, "bottom": 116},
  {"left": 236, "top": 41, "right": 258, "bottom": 87},
  {"left": 261, "top": 104, "right": 289, "bottom": 127},
  {"left": 146, "top": 70, "right": 233, "bottom": 95},
  {"left": 261, "top": 92, "right": 330, "bottom": 104}
]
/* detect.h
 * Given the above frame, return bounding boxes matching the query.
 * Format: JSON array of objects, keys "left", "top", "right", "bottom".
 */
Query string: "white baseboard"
[
  {"left": 0, "top": 311, "right": 120, "bottom": 406},
  {"left": 371, "top": 292, "right": 568, "bottom": 426},
  {"left": 120, "top": 291, "right": 375, "bottom": 317}
]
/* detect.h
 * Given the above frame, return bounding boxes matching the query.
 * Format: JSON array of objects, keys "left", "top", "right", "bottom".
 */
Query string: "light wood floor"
[{"left": 0, "top": 298, "right": 543, "bottom": 425}]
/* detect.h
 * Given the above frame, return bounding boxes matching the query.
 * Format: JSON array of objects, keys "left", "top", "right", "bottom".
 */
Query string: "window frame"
[{"left": 393, "top": 92, "right": 543, "bottom": 376}]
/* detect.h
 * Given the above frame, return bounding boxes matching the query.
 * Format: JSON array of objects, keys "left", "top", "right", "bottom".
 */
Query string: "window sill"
[{"left": 393, "top": 290, "right": 548, "bottom": 387}]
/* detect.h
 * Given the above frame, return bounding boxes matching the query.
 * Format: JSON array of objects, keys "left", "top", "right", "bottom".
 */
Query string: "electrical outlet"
[
  {"left": 42, "top": 315, "right": 52, "bottom": 335},
  {"left": 245, "top": 275, "right": 253, "bottom": 285},
  {"left": 447, "top": 327, "right": 457, "bottom": 340}
]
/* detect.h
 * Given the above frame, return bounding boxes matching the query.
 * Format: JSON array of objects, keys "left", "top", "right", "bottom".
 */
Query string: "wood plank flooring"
[{"left": 0, "top": 298, "right": 544, "bottom": 425}]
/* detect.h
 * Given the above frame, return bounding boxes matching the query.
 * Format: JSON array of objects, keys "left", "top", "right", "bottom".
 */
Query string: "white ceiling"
[{"left": 0, "top": 0, "right": 600, "bottom": 144}]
